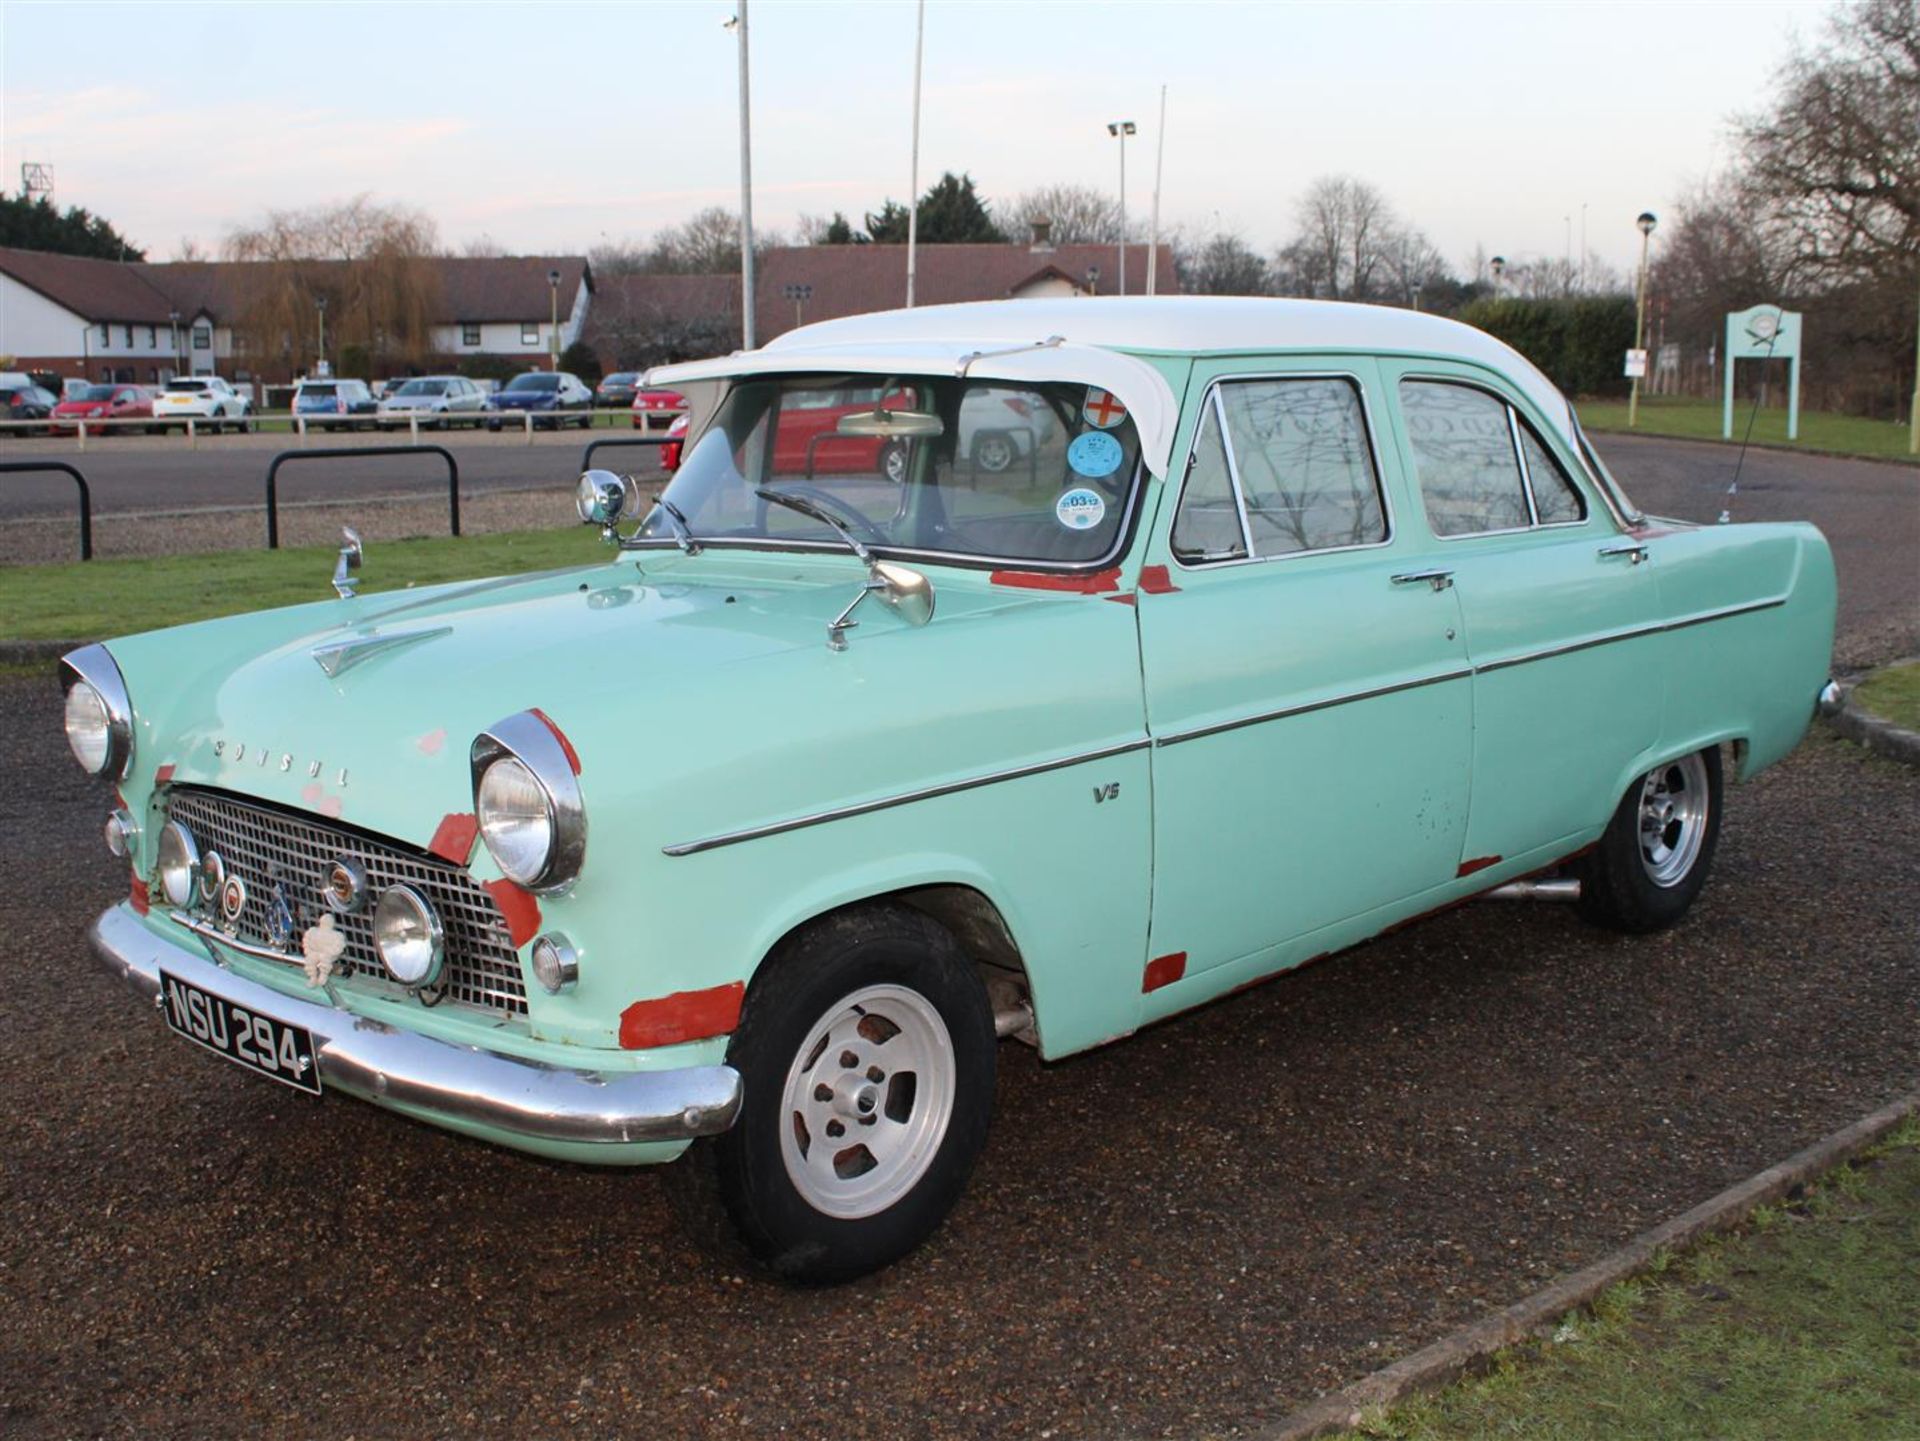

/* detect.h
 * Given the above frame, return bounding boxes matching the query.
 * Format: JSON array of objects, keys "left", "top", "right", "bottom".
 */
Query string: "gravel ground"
[{"left": 2, "top": 691, "right": 1916, "bottom": 1438}]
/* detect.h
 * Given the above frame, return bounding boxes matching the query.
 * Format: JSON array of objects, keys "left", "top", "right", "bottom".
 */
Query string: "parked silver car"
[{"left": 377, "top": 376, "right": 489, "bottom": 430}]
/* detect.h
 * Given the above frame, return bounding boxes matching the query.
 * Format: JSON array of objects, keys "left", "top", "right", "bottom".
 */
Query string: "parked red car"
[
  {"left": 659, "top": 411, "right": 690, "bottom": 471},
  {"left": 631, "top": 387, "right": 688, "bottom": 431},
  {"left": 51, "top": 384, "right": 158, "bottom": 436}
]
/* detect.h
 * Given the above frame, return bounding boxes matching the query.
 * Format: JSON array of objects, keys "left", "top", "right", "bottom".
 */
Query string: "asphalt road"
[{"left": 1, "top": 432, "right": 1916, "bottom": 1438}]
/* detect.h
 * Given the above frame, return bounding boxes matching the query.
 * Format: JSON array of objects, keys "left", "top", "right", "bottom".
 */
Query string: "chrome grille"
[{"left": 165, "top": 787, "right": 528, "bottom": 1015}]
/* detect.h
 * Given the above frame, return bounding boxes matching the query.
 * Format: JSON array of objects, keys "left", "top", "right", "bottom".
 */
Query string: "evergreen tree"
[{"left": 0, "top": 193, "right": 145, "bottom": 260}]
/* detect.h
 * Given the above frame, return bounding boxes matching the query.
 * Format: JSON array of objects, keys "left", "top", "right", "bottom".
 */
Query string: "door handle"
[
  {"left": 1391, "top": 568, "right": 1454, "bottom": 591},
  {"left": 1599, "top": 543, "right": 1650, "bottom": 565}
]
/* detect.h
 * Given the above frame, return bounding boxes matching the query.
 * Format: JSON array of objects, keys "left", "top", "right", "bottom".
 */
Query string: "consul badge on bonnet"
[{"left": 212, "top": 739, "right": 348, "bottom": 788}]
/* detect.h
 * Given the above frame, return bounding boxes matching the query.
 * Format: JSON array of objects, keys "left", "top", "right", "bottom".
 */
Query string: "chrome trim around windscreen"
[{"left": 662, "top": 738, "right": 1151, "bottom": 857}]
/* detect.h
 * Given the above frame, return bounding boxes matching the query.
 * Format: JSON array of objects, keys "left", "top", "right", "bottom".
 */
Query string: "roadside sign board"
[
  {"left": 1623, "top": 349, "right": 1648, "bottom": 379},
  {"left": 1723, "top": 306, "right": 1803, "bottom": 440}
]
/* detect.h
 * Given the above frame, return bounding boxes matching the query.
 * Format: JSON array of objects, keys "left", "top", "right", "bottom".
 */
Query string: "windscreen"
[
  {"left": 637, "top": 373, "right": 1143, "bottom": 567},
  {"left": 78, "top": 385, "right": 117, "bottom": 401},
  {"left": 504, "top": 374, "right": 558, "bottom": 392},
  {"left": 299, "top": 383, "right": 338, "bottom": 398},
  {"left": 397, "top": 380, "right": 446, "bottom": 395},
  {"left": 167, "top": 380, "right": 208, "bottom": 393}
]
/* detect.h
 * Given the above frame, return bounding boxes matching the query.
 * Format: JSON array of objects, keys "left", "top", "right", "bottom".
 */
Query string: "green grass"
[
  {"left": 1579, "top": 396, "right": 1918, "bottom": 463},
  {"left": 1334, "top": 1119, "right": 1920, "bottom": 1440},
  {"left": 0, "top": 526, "right": 608, "bottom": 642},
  {"left": 1852, "top": 660, "right": 1920, "bottom": 733}
]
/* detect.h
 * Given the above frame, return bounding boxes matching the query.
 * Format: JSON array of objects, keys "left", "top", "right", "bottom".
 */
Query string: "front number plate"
[{"left": 157, "top": 970, "right": 321, "bottom": 1095}]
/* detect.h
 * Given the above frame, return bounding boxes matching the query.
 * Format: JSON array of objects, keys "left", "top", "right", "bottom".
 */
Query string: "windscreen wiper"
[
  {"left": 639, "top": 495, "right": 701, "bottom": 555},
  {"left": 754, "top": 486, "right": 873, "bottom": 565}
]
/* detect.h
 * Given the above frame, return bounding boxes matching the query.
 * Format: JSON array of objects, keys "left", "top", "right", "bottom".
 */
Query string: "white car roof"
[{"left": 650, "top": 297, "right": 1574, "bottom": 479}]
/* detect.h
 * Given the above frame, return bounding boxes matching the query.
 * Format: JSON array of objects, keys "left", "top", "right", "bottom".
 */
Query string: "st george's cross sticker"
[{"left": 1082, "top": 387, "right": 1127, "bottom": 429}]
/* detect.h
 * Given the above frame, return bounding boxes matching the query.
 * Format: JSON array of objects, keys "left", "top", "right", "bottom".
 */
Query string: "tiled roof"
[
  {"left": 754, "top": 242, "right": 1177, "bottom": 341},
  {"left": 0, "top": 246, "right": 176, "bottom": 323}
]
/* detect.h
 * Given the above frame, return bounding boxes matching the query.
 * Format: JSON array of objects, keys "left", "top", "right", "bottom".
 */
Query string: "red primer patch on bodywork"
[
  {"left": 128, "top": 872, "right": 149, "bottom": 915},
  {"left": 1457, "top": 855, "right": 1502, "bottom": 878},
  {"left": 1142, "top": 951, "right": 1187, "bottom": 993},
  {"left": 483, "top": 879, "right": 542, "bottom": 947},
  {"left": 619, "top": 981, "right": 746, "bottom": 1049},
  {"left": 153, "top": 764, "right": 175, "bottom": 786},
  {"left": 427, "top": 813, "right": 479, "bottom": 865},
  {"left": 1103, "top": 592, "right": 1137, "bottom": 606},
  {"left": 529, "top": 708, "right": 582, "bottom": 774},
  {"left": 1137, "top": 565, "right": 1181, "bottom": 594},
  {"left": 989, "top": 566, "right": 1122, "bottom": 594},
  {"left": 416, "top": 727, "right": 448, "bottom": 757}
]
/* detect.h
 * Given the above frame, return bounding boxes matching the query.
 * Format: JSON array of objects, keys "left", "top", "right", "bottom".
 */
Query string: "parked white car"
[
  {"left": 152, "top": 377, "right": 254, "bottom": 433},
  {"left": 377, "top": 376, "right": 489, "bottom": 430}
]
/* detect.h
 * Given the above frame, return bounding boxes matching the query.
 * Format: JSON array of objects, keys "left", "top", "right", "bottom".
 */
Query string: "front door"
[{"left": 1135, "top": 359, "right": 1473, "bottom": 988}]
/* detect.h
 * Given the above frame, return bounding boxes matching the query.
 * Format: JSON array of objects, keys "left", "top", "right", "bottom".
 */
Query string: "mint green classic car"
[{"left": 66, "top": 299, "right": 1838, "bottom": 1281}]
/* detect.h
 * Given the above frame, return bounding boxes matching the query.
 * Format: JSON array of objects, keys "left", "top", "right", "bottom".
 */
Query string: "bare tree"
[
  {"left": 459, "top": 233, "right": 507, "bottom": 257},
  {"left": 1174, "top": 227, "right": 1270, "bottom": 295},
  {"left": 1737, "top": 0, "right": 1918, "bottom": 293},
  {"left": 175, "top": 236, "right": 207, "bottom": 262},
  {"left": 1007, "top": 184, "right": 1125, "bottom": 244},
  {"left": 593, "top": 207, "right": 787, "bottom": 275},
  {"left": 225, "top": 195, "right": 441, "bottom": 373}
]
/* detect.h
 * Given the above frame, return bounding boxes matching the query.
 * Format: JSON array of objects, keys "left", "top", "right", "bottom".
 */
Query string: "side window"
[
  {"left": 1399, "top": 381, "right": 1529, "bottom": 536},
  {"left": 1517, "top": 424, "right": 1586, "bottom": 524},
  {"left": 1170, "top": 400, "right": 1247, "bottom": 561}
]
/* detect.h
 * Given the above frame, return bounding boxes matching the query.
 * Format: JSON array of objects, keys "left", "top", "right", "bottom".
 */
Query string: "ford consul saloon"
[{"left": 66, "top": 298, "right": 1837, "bottom": 1281}]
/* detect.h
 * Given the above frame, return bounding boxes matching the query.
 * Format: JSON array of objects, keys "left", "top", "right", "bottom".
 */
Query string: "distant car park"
[
  {"left": 293, "top": 378, "right": 378, "bottom": 432},
  {"left": 50, "top": 383, "right": 158, "bottom": 436},
  {"left": 377, "top": 375, "right": 488, "bottom": 430},
  {"left": 150, "top": 376, "right": 255, "bottom": 433},
  {"left": 0, "top": 379, "right": 57, "bottom": 435},
  {"left": 595, "top": 371, "right": 642, "bottom": 408},
  {"left": 631, "top": 385, "right": 689, "bottom": 431},
  {"left": 485, "top": 371, "right": 593, "bottom": 430}
]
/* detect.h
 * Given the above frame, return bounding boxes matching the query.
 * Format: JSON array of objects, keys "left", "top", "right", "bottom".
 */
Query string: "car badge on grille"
[
  {"left": 265, "top": 880, "right": 296, "bottom": 950},
  {"left": 219, "top": 874, "right": 247, "bottom": 933}
]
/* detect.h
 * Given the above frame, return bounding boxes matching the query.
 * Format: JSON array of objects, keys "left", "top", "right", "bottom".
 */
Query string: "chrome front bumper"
[{"left": 90, "top": 906, "right": 742, "bottom": 1146}]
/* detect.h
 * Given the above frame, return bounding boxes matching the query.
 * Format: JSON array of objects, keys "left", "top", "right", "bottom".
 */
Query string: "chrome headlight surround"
[
  {"left": 373, "top": 883, "right": 445, "bottom": 988},
  {"left": 156, "top": 820, "right": 200, "bottom": 910},
  {"left": 59, "top": 643, "right": 134, "bottom": 780},
  {"left": 470, "top": 711, "right": 586, "bottom": 893}
]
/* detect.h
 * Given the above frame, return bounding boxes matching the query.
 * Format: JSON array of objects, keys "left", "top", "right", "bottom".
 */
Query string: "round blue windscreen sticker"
[
  {"left": 1055, "top": 487, "right": 1107, "bottom": 530},
  {"left": 1067, "top": 430, "right": 1123, "bottom": 478}
]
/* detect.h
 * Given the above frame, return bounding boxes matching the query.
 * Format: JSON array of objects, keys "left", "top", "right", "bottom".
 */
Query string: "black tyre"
[
  {"left": 878, "top": 440, "right": 908, "bottom": 485},
  {"left": 972, "top": 431, "right": 1017, "bottom": 474},
  {"left": 711, "top": 903, "right": 995, "bottom": 1284},
  {"left": 1576, "top": 746, "right": 1723, "bottom": 934}
]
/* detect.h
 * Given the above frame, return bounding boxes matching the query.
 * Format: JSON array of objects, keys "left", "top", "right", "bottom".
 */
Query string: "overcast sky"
[{"left": 3, "top": 0, "right": 1836, "bottom": 276}]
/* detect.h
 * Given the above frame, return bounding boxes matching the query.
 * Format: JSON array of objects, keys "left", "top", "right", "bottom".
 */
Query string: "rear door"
[
  {"left": 1135, "top": 357, "right": 1473, "bottom": 990},
  {"left": 1382, "top": 365, "right": 1663, "bottom": 864}
]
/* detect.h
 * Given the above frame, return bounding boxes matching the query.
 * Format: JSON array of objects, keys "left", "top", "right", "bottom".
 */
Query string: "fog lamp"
[
  {"left": 104, "top": 809, "right": 138, "bottom": 859},
  {"left": 156, "top": 820, "right": 199, "bottom": 909},
  {"left": 373, "top": 884, "right": 444, "bottom": 988}
]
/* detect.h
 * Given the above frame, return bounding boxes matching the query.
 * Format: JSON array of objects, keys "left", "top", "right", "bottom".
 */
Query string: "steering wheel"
[{"left": 761, "top": 482, "right": 887, "bottom": 544}]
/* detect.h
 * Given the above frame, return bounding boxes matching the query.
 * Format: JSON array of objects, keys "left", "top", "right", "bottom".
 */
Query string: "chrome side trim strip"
[
  {"left": 1153, "top": 666, "right": 1474, "bottom": 749},
  {"left": 662, "top": 738, "right": 1152, "bottom": 857},
  {"left": 661, "top": 595, "right": 1788, "bottom": 856}
]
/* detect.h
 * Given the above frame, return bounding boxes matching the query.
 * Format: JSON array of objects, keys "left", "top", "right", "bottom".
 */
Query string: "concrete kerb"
[
  {"left": 1254, "top": 1089, "right": 1920, "bottom": 1441},
  {"left": 1825, "top": 664, "right": 1920, "bottom": 768}
]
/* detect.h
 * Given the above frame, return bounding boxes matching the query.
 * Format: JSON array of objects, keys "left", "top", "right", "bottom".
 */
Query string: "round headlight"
[
  {"left": 373, "top": 884, "right": 444, "bottom": 987},
  {"left": 476, "top": 756, "right": 554, "bottom": 886},
  {"left": 530, "top": 933, "right": 579, "bottom": 994},
  {"left": 64, "top": 682, "right": 113, "bottom": 774},
  {"left": 157, "top": 821, "right": 199, "bottom": 909}
]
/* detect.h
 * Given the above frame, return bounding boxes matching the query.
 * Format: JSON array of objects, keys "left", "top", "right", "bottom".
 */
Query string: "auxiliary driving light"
[
  {"left": 103, "top": 809, "right": 137, "bottom": 859},
  {"left": 373, "top": 884, "right": 445, "bottom": 988},
  {"left": 156, "top": 820, "right": 200, "bottom": 909}
]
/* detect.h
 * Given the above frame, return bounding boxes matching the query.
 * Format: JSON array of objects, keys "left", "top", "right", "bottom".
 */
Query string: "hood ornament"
[
  {"left": 332, "top": 526, "right": 363, "bottom": 599},
  {"left": 311, "top": 625, "right": 452, "bottom": 678}
]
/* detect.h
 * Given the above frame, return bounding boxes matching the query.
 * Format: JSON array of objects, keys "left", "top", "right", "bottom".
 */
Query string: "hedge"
[{"left": 1453, "top": 296, "right": 1637, "bottom": 399}]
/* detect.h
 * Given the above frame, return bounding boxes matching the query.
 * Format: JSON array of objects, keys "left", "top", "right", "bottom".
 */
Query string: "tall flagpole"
[
  {"left": 906, "top": 0, "right": 925, "bottom": 307},
  {"left": 734, "top": 1, "right": 757, "bottom": 348},
  {"left": 1146, "top": 85, "right": 1166, "bottom": 297}
]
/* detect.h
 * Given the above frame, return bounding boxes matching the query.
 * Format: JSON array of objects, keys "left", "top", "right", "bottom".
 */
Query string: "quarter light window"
[
  {"left": 1400, "top": 380, "right": 1587, "bottom": 535},
  {"left": 1172, "top": 377, "right": 1385, "bottom": 563}
]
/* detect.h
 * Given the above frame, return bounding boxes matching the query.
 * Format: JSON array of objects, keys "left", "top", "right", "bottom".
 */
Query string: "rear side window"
[
  {"left": 1172, "top": 376, "right": 1386, "bottom": 563},
  {"left": 1400, "top": 380, "right": 1587, "bottom": 536}
]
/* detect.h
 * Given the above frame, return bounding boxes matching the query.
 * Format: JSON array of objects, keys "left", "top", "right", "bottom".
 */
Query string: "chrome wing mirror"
[
  {"left": 575, "top": 468, "right": 641, "bottom": 543},
  {"left": 827, "top": 560, "right": 935, "bottom": 651},
  {"left": 331, "top": 526, "right": 363, "bottom": 599}
]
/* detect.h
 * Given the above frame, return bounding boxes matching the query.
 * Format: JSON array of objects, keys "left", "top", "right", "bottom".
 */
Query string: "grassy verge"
[
  {"left": 1580, "top": 396, "right": 1918, "bottom": 463},
  {"left": 1335, "top": 1118, "right": 1920, "bottom": 1440},
  {"left": 1852, "top": 660, "right": 1920, "bottom": 733},
  {"left": 0, "top": 526, "right": 606, "bottom": 642}
]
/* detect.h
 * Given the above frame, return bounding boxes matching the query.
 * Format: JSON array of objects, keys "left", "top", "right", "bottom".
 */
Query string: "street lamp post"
[
  {"left": 725, "top": 4, "right": 756, "bottom": 349},
  {"left": 905, "top": 0, "right": 925, "bottom": 307},
  {"left": 548, "top": 268, "right": 561, "bottom": 371},
  {"left": 1489, "top": 255, "right": 1506, "bottom": 294},
  {"left": 315, "top": 298, "right": 327, "bottom": 376},
  {"left": 1910, "top": 262, "right": 1919, "bottom": 455},
  {"left": 169, "top": 308, "right": 181, "bottom": 378},
  {"left": 1629, "top": 211, "right": 1657, "bottom": 429},
  {"left": 1411, "top": 280, "right": 1424, "bottom": 313},
  {"left": 1106, "top": 119, "right": 1135, "bottom": 295},
  {"left": 1084, "top": 265, "right": 1101, "bottom": 297}
]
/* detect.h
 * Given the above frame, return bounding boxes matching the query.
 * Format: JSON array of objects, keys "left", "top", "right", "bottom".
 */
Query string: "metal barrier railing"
[
  {"left": 264, "top": 445, "right": 460, "bottom": 550},
  {"left": 0, "top": 459, "right": 93, "bottom": 560},
  {"left": 0, "top": 408, "right": 675, "bottom": 449},
  {"left": 580, "top": 434, "right": 672, "bottom": 472}
]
